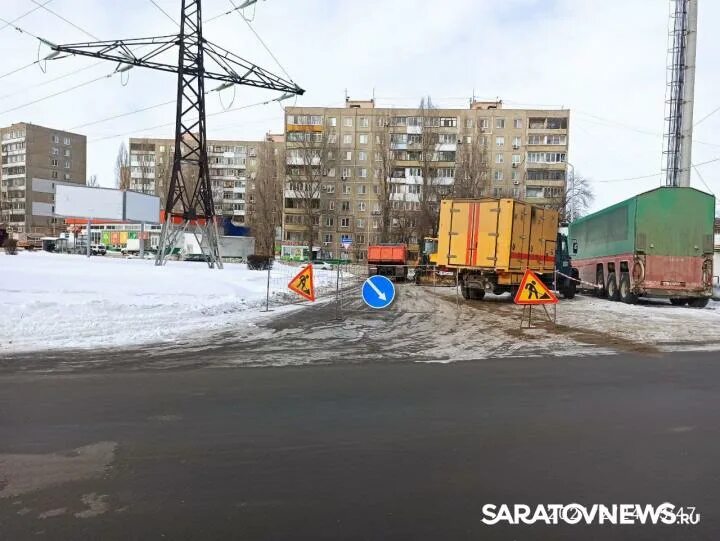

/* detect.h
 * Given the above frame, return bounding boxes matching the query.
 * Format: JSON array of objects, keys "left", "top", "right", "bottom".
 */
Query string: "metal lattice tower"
[
  {"left": 52, "top": 0, "right": 303, "bottom": 268},
  {"left": 662, "top": 0, "right": 698, "bottom": 188}
]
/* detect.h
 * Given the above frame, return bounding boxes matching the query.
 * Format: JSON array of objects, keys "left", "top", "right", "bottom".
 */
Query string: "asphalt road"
[{"left": 2, "top": 352, "right": 720, "bottom": 540}]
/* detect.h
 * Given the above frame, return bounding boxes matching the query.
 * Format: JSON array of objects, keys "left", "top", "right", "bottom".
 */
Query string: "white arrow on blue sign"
[{"left": 361, "top": 275, "right": 396, "bottom": 309}]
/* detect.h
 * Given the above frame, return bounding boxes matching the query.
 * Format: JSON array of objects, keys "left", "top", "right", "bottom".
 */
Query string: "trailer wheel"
[
  {"left": 595, "top": 269, "right": 606, "bottom": 298},
  {"left": 670, "top": 298, "right": 688, "bottom": 306},
  {"left": 688, "top": 297, "right": 710, "bottom": 308},
  {"left": 619, "top": 273, "right": 637, "bottom": 304},
  {"left": 606, "top": 273, "right": 620, "bottom": 301}
]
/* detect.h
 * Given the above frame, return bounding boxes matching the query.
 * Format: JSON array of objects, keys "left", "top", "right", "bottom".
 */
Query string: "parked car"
[
  {"left": 91, "top": 243, "right": 107, "bottom": 256},
  {"left": 302, "top": 261, "right": 333, "bottom": 271}
]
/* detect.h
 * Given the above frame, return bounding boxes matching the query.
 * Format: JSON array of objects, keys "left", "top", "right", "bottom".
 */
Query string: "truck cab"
[{"left": 555, "top": 232, "right": 578, "bottom": 299}]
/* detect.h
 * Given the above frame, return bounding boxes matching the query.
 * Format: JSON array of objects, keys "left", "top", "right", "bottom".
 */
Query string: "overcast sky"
[{"left": 1, "top": 0, "right": 718, "bottom": 212}]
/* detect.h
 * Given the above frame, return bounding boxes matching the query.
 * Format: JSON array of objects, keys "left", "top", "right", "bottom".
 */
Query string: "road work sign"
[
  {"left": 362, "top": 275, "right": 396, "bottom": 309},
  {"left": 514, "top": 270, "right": 558, "bottom": 305},
  {"left": 288, "top": 265, "right": 316, "bottom": 302}
]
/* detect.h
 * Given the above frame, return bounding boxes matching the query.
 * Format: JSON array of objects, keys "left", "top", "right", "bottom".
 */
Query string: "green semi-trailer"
[{"left": 568, "top": 187, "right": 715, "bottom": 307}]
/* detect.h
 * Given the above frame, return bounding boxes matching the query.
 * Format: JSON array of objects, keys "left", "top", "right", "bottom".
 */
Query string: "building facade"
[
  {"left": 0, "top": 123, "right": 87, "bottom": 236},
  {"left": 128, "top": 134, "right": 284, "bottom": 225},
  {"left": 283, "top": 100, "right": 569, "bottom": 261}
]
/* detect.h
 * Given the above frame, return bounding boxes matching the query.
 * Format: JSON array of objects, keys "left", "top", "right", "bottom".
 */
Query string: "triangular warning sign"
[
  {"left": 514, "top": 269, "right": 558, "bottom": 305},
  {"left": 288, "top": 264, "right": 316, "bottom": 302}
]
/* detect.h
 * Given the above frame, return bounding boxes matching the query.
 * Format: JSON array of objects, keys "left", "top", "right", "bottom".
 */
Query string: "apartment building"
[
  {"left": 283, "top": 99, "right": 569, "bottom": 261},
  {"left": 128, "top": 134, "right": 284, "bottom": 224},
  {"left": 0, "top": 123, "right": 86, "bottom": 236}
]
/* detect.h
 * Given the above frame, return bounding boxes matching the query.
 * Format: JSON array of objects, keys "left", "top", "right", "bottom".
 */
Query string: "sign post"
[{"left": 513, "top": 269, "right": 558, "bottom": 328}]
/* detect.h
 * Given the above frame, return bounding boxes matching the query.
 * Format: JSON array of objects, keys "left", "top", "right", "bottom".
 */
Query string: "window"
[
  {"left": 494, "top": 170, "right": 504, "bottom": 182},
  {"left": 63, "top": 137, "right": 70, "bottom": 145},
  {"left": 465, "top": 119, "right": 474, "bottom": 128},
  {"left": 344, "top": 151, "right": 352, "bottom": 161},
  {"left": 52, "top": 135, "right": 60, "bottom": 144},
  {"left": 512, "top": 170, "right": 520, "bottom": 181},
  {"left": 329, "top": 117, "right": 337, "bottom": 127},
  {"left": 546, "top": 134, "right": 567, "bottom": 145},
  {"left": 408, "top": 167, "right": 421, "bottom": 177},
  {"left": 324, "top": 234, "right": 333, "bottom": 243},
  {"left": 408, "top": 185, "right": 420, "bottom": 194},
  {"left": 512, "top": 188, "right": 520, "bottom": 198},
  {"left": 358, "top": 151, "right": 367, "bottom": 161},
  {"left": 527, "top": 169, "right": 565, "bottom": 181},
  {"left": 358, "top": 202, "right": 366, "bottom": 211},
  {"left": 493, "top": 187, "right": 502, "bottom": 198},
  {"left": 511, "top": 154, "right": 521, "bottom": 165},
  {"left": 340, "top": 217, "right": 350, "bottom": 227},
  {"left": 479, "top": 118, "right": 489, "bottom": 129},
  {"left": 64, "top": 173, "right": 71, "bottom": 180},
  {"left": 546, "top": 118, "right": 568, "bottom": 129},
  {"left": 440, "top": 117, "right": 457, "bottom": 127},
  {"left": 327, "top": 133, "right": 338, "bottom": 144},
  {"left": 513, "top": 118, "right": 522, "bottom": 129},
  {"left": 359, "top": 117, "right": 369, "bottom": 128},
  {"left": 343, "top": 134, "right": 353, "bottom": 144},
  {"left": 64, "top": 160, "right": 70, "bottom": 169},
  {"left": 464, "top": 136, "right": 472, "bottom": 144},
  {"left": 324, "top": 184, "right": 335, "bottom": 194},
  {"left": 527, "top": 152, "right": 566, "bottom": 164},
  {"left": 528, "top": 134, "right": 543, "bottom": 145},
  {"left": 374, "top": 168, "right": 382, "bottom": 179},
  {"left": 357, "top": 184, "right": 367, "bottom": 194},
  {"left": 343, "top": 185, "right": 351, "bottom": 195},
  {"left": 341, "top": 167, "right": 352, "bottom": 178},
  {"left": 438, "top": 133, "right": 457, "bottom": 144},
  {"left": 326, "top": 167, "right": 336, "bottom": 177},
  {"left": 495, "top": 153, "right": 504, "bottom": 164},
  {"left": 512, "top": 136, "right": 522, "bottom": 149},
  {"left": 358, "top": 168, "right": 368, "bottom": 178},
  {"left": 495, "top": 118, "right": 505, "bottom": 129},
  {"left": 341, "top": 201, "right": 350, "bottom": 211},
  {"left": 526, "top": 187, "right": 543, "bottom": 198},
  {"left": 51, "top": 170, "right": 58, "bottom": 179},
  {"left": 329, "top": 201, "right": 335, "bottom": 211},
  {"left": 357, "top": 233, "right": 365, "bottom": 243},
  {"left": 50, "top": 159, "right": 58, "bottom": 167},
  {"left": 343, "top": 117, "right": 353, "bottom": 127},
  {"left": 358, "top": 134, "right": 368, "bottom": 145},
  {"left": 495, "top": 136, "right": 505, "bottom": 148}
]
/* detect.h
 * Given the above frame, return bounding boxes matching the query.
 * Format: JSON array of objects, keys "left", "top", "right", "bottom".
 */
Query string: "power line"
[
  {"left": 0, "top": 73, "right": 114, "bottom": 116},
  {"left": 29, "top": 0, "right": 99, "bottom": 41},
  {"left": 228, "top": 0, "right": 294, "bottom": 82},
  {"left": 694, "top": 104, "right": 720, "bottom": 127},
  {"left": 692, "top": 165, "right": 715, "bottom": 195},
  {"left": 148, "top": 0, "right": 179, "bottom": 27},
  {"left": 0, "top": 60, "right": 105, "bottom": 101},
  {"left": 0, "top": 0, "right": 53, "bottom": 33},
  {"left": 71, "top": 98, "right": 176, "bottom": 130},
  {"left": 0, "top": 15, "right": 42, "bottom": 40},
  {"left": 0, "top": 60, "right": 40, "bottom": 81},
  {"left": 590, "top": 156, "right": 720, "bottom": 184}
]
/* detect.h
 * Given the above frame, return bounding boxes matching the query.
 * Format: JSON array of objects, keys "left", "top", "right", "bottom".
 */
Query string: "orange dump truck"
[
  {"left": 435, "top": 198, "right": 577, "bottom": 300},
  {"left": 367, "top": 243, "right": 409, "bottom": 280}
]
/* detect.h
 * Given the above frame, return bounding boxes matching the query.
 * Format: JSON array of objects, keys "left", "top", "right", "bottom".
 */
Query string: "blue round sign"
[{"left": 361, "top": 275, "right": 396, "bottom": 309}]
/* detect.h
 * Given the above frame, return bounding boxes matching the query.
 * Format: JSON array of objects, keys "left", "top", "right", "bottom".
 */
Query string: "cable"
[
  {"left": 70, "top": 98, "right": 176, "bottom": 130},
  {"left": 228, "top": 0, "right": 294, "bottom": 82},
  {"left": 0, "top": 60, "right": 40, "bottom": 81},
  {"left": 0, "top": 0, "right": 53, "bottom": 33},
  {"left": 149, "top": 0, "right": 180, "bottom": 27},
  {"left": 0, "top": 73, "right": 114, "bottom": 116},
  {"left": 0, "top": 15, "right": 42, "bottom": 40},
  {"left": 692, "top": 165, "right": 715, "bottom": 195},
  {"left": 694, "top": 104, "right": 720, "bottom": 127},
  {"left": 591, "top": 172, "right": 663, "bottom": 184},
  {"left": 0, "top": 60, "right": 107, "bottom": 101},
  {"left": 29, "top": 0, "right": 100, "bottom": 41}
]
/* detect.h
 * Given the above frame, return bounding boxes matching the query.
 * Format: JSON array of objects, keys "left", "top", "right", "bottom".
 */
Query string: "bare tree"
[
  {"left": 248, "top": 141, "right": 284, "bottom": 256},
  {"left": 416, "top": 97, "right": 439, "bottom": 239},
  {"left": 286, "top": 127, "right": 337, "bottom": 253},
  {"left": 454, "top": 128, "right": 490, "bottom": 198},
  {"left": 373, "top": 111, "right": 398, "bottom": 243},
  {"left": 155, "top": 151, "right": 172, "bottom": 210},
  {"left": 115, "top": 142, "right": 131, "bottom": 191},
  {"left": 547, "top": 170, "right": 594, "bottom": 222},
  {"left": 86, "top": 174, "right": 99, "bottom": 187}
]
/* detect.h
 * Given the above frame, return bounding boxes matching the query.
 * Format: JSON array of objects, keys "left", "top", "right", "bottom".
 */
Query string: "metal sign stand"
[{"left": 520, "top": 304, "right": 556, "bottom": 329}]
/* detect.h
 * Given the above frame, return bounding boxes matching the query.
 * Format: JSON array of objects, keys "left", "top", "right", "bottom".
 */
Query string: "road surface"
[{"left": 2, "top": 351, "right": 719, "bottom": 540}]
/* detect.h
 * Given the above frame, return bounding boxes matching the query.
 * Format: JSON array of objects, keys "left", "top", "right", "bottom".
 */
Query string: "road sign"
[
  {"left": 514, "top": 270, "right": 558, "bottom": 305},
  {"left": 362, "top": 275, "right": 396, "bottom": 309},
  {"left": 288, "top": 265, "right": 315, "bottom": 302},
  {"left": 341, "top": 240, "right": 352, "bottom": 250}
]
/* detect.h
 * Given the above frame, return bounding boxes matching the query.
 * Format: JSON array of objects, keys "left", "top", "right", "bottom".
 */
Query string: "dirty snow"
[{"left": 0, "top": 252, "right": 337, "bottom": 353}]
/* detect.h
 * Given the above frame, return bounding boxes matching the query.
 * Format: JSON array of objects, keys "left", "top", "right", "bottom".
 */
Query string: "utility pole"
[
  {"left": 663, "top": 0, "right": 698, "bottom": 188},
  {"left": 51, "top": 0, "right": 304, "bottom": 268}
]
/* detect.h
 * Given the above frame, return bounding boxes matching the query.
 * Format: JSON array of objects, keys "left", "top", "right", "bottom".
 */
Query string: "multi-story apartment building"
[
  {"left": 128, "top": 134, "right": 284, "bottom": 224},
  {"left": 0, "top": 123, "right": 86, "bottom": 236},
  {"left": 283, "top": 99, "right": 569, "bottom": 261}
]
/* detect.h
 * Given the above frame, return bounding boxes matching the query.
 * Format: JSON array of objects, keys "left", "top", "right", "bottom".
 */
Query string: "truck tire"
[
  {"left": 688, "top": 297, "right": 710, "bottom": 308},
  {"left": 562, "top": 278, "right": 577, "bottom": 299},
  {"left": 670, "top": 298, "right": 688, "bottom": 306},
  {"left": 606, "top": 273, "right": 620, "bottom": 301},
  {"left": 460, "top": 285, "right": 471, "bottom": 300},
  {"left": 619, "top": 273, "right": 637, "bottom": 304},
  {"left": 596, "top": 269, "right": 606, "bottom": 298},
  {"left": 470, "top": 288, "right": 486, "bottom": 301}
]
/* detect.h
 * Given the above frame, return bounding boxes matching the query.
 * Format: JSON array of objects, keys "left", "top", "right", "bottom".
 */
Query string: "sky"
[{"left": 0, "top": 0, "right": 719, "bottom": 213}]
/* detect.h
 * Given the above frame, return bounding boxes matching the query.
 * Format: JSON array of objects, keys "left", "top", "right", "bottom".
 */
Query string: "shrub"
[
  {"left": 246, "top": 254, "right": 273, "bottom": 270},
  {"left": 2, "top": 238, "right": 18, "bottom": 255}
]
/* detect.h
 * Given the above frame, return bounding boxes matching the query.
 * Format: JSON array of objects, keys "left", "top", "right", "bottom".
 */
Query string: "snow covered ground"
[{"left": 0, "top": 252, "right": 339, "bottom": 354}]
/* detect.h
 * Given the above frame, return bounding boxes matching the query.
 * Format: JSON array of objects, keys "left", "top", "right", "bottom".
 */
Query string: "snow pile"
[{"left": 0, "top": 252, "right": 336, "bottom": 353}]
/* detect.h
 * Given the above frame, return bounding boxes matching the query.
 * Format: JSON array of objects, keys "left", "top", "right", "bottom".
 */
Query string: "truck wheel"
[
  {"left": 619, "top": 273, "right": 637, "bottom": 304},
  {"left": 670, "top": 298, "right": 688, "bottom": 306},
  {"left": 596, "top": 269, "right": 606, "bottom": 298},
  {"left": 562, "top": 279, "right": 577, "bottom": 299},
  {"left": 471, "top": 288, "right": 486, "bottom": 300},
  {"left": 606, "top": 273, "right": 620, "bottom": 301},
  {"left": 460, "top": 285, "right": 471, "bottom": 300},
  {"left": 688, "top": 298, "right": 710, "bottom": 308}
]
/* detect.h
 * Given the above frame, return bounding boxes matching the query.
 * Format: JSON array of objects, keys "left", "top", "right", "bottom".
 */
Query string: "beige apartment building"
[
  {"left": 283, "top": 99, "right": 569, "bottom": 261},
  {"left": 128, "top": 134, "right": 284, "bottom": 224},
  {"left": 0, "top": 122, "right": 86, "bottom": 236}
]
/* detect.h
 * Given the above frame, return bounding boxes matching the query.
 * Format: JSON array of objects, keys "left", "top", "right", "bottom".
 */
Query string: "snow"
[{"left": 0, "top": 252, "right": 338, "bottom": 354}]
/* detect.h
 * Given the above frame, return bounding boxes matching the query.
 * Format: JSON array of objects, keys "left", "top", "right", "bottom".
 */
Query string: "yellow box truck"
[{"left": 435, "top": 198, "right": 578, "bottom": 300}]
